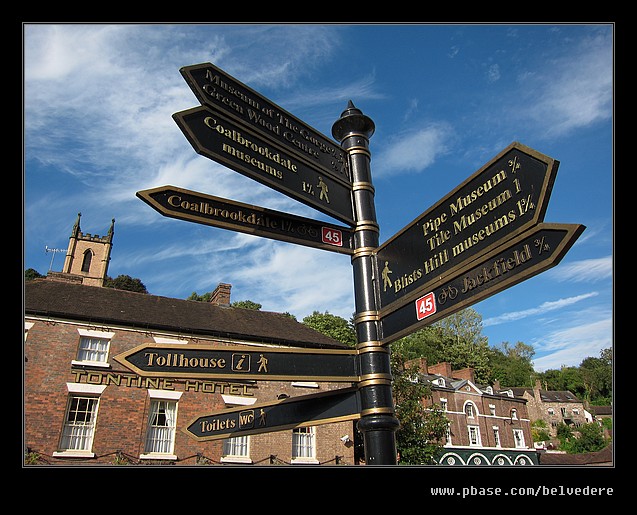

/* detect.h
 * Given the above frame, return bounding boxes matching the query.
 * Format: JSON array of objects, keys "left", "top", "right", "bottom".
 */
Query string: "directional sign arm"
[
  {"left": 114, "top": 343, "right": 360, "bottom": 382},
  {"left": 379, "top": 223, "right": 585, "bottom": 345},
  {"left": 183, "top": 386, "right": 361, "bottom": 441},
  {"left": 137, "top": 185, "right": 354, "bottom": 255},
  {"left": 173, "top": 106, "right": 355, "bottom": 225}
]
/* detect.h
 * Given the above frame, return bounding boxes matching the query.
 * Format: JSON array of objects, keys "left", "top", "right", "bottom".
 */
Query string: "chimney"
[
  {"left": 453, "top": 367, "right": 475, "bottom": 383},
  {"left": 405, "top": 357, "right": 428, "bottom": 374},
  {"left": 493, "top": 379, "right": 501, "bottom": 391},
  {"left": 428, "top": 362, "right": 453, "bottom": 377},
  {"left": 209, "top": 283, "right": 232, "bottom": 306}
]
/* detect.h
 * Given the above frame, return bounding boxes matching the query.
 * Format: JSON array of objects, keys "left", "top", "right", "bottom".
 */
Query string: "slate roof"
[
  {"left": 510, "top": 387, "right": 582, "bottom": 403},
  {"left": 24, "top": 279, "right": 347, "bottom": 349}
]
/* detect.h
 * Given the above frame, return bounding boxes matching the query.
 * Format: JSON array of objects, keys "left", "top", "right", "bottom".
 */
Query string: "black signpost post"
[
  {"left": 332, "top": 102, "right": 399, "bottom": 465},
  {"left": 132, "top": 62, "right": 584, "bottom": 466}
]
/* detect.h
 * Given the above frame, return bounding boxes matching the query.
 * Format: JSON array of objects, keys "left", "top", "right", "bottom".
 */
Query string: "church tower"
[{"left": 56, "top": 213, "right": 115, "bottom": 287}]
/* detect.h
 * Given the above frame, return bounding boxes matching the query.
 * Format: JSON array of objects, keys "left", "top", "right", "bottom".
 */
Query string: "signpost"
[
  {"left": 379, "top": 223, "right": 585, "bottom": 344},
  {"left": 114, "top": 343, "right": 360, "bottom": 382},
  {"left": 136, "top": 185, "right": 354, "bottom": 255},
  {"left": 183, "top": 386, "right": 361, "bottom": 441},
  {"left": 173, "top": 105, "right": 355, "bottom": 225},
  {"left": 375, "top": 141, "right": 558, "bottom": 311},
  {"left": 135, "top": 61, "right": 585, "bottom": 465},
  {"left": 179, "top": 62, "right": 349, "bottom": 183}
]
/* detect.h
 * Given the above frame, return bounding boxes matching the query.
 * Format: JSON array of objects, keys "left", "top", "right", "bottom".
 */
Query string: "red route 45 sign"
[{"left": 415, "top": 292, "right": 436, "bottom": 321}]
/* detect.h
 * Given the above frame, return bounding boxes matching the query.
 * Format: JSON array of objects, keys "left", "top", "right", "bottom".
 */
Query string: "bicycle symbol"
[{"left": 438, "top": 285, "right": 458, "bottom": 304}]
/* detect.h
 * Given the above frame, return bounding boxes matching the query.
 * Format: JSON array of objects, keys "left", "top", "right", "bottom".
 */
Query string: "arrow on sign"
[
  {"left": 379, "top": 223, "right": 585, "bottom": 345},
  {"left": 136, "top": 185, "right": 354, "bottom": 255},
  {"left": 375, "top": 142, "right": 559, "bottom": 311},
  {"left": 114, "top": 343, "right": 360, "bottom": 382},
  {"left": 179, "top": 62, "right": 349, "bottom": 184},
  {"left": 183, "top": 387, "right": 361, "bottom": 441},
  {"left": 173, "top": 105, "right": 355, "bottom": 226}
]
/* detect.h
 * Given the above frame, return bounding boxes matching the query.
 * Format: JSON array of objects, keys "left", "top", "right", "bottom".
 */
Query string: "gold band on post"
[
  {"left": 346, "top": 147, "right": 371, "bottom": 159},
  {"left": 360, "top": 407, "right": 395, "bottom": 417},
  {"left": 353, "top": 311, "right": 380, "bottom": 324},
  {"left": 352, "top": 181, "right": 375, "bottom": 193},
  {"left": 352, "top": 247, "right": 377, "bottom": 259}
]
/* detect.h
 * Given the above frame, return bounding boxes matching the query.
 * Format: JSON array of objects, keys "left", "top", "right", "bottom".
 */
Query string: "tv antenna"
[{"left": 45, "top": 246, "right": 66, "bottom": 272}]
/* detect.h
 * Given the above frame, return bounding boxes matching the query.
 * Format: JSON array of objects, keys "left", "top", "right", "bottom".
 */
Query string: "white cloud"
[
  {"left": 483, "top": 292, "right": 599, "bottom": 327},
  {"left": 373, "top": 123, "right": 454, "bottom": 178},
  {"left": 531, "top": 317, "right": 612, "bottom": 371},
  {"left": 548, "top": 256, "right": 613, "bottom": 282}
]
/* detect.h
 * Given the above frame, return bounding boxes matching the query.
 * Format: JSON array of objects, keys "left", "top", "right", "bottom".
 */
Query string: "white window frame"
[
  {"left": 468, "top": 425, "right": 482, "bottom": 446},
  {"left": 53, "top": 383, "right": 106, "bottom": 458},
  {"left": 464, "top": 401, "right": 477, "bottom": 418},
  {"left": 221, "top": 435, "right": 252, "bottom": 463},
  {"left": 72, "top": 328, "right": 114, "bottom": 368},
  {"left": 513, "top": 428, "right": 526, "bottom": 448},
  {"left": 492, "top": 426, "right": 501, "bottom": 447},
  {"left": 140, "top": 390, "right": 182, "bottom": 460},
  {"left": 291, "top": 426, "right": 318, "bottom": 464}
]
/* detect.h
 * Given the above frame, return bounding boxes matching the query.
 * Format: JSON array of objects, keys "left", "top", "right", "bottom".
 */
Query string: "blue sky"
[{"left": 23, "top": 23, "right": 613, "bottom": 373}]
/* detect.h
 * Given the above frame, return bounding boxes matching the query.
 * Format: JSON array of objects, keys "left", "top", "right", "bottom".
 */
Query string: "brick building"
[
  {"left": 23, "top": 217, "right": 358, "bottom": 467},
  {"left": 407, "top": 358, "right": 539, "bottom": 466},
  {"left": 511, "top": 380, "right": 588, "bottom": 438}
]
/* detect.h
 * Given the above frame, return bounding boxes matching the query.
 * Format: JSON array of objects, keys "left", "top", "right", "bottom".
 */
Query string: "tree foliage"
[
  {"left": 391, "top": 349, "right": 448, "bottom": 464},
  {"left": 103, "top": 274, "right": 148, "bottom": 293},
  {"left": 301, "top": 311, "right": 356, "bottom": 347}
]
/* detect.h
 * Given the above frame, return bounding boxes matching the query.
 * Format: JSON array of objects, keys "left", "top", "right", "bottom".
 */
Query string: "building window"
[
  {"left": 222, "top": 436, "right": 251, "bottom": 463},
  {"left": 81, "top": 250, "right": 93, "bottom": 272},
  {"left": 464, "top": 401, "right": 476, "bottom": 418},
  {"left": 513, "top": 429, "right": 526, "bottom": 448},
  {"left": 468, "top": 425, "right": 481, "bottom": 446},
  {"left": 59, "top": 395, "right": 99, "bottom": 453},
  {"left": 292, "top": 426, "right": 317, "bottom": 463},
  {"left": 73, "top": 329, "right": 114, "bottom": 367},
  {"left": 445, "top": 423, "right": 452, "bottom": 445},
  {"left": 493, "top": 427, "right": 501, "bottom": 447},
  {"left": 440, "top": 398, "right": 447, "bottom": 411},
  {"left": 548, "top": 407, "right": 555, "bottom": 415},
  {"left": 140, "top": 390, "right": 182, "bottom": 460},
  {"left": 511, "top": 408, "right": 518, "bottom": 420},
  {"left": 489, "top": 404, "right": 496, "bottom": 416},
  {"left": 77, "top": 336, "right": 110, "bottom": 363}
]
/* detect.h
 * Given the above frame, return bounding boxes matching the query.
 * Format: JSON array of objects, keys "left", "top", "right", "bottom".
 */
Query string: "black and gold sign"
[
  {"left": 136, "top": 185, "right": 354, "bottom": 255},
  {"left": 379, "top": 223, "right": 585, "bottom": 345},
  {"left": 173, "top": 106, "right": 355, "bottom": 225},
  {"left": 179, "top": 62, "right": 349, "bottom": 183},
  {"left": 114, "top": 343, "right": 360, "bottom": 382},
  {"left": 375, "top": 142, "right": 559, "bottom": 311},
  {"left": 184, "top": 386, "right": 361, "bottom": 441}
]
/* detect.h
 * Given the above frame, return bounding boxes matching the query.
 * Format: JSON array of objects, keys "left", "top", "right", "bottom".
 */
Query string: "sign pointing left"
[
  {"left": 184, "top": 387, "right": 361, "bottom": 441},
  {"left": 173, "top": 105, "right": 355, "bottom": 226},
  {"left": 136, "top": 185, "right": 354, "bottom": 255},
  {"left": 114, "top": 343, "right": 360, "bottom": 382}
]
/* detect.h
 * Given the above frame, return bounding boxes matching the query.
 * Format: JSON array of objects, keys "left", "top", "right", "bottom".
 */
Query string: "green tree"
[
  {"left": 301, "top": 311, "right": 356, "bottom": 346},
  {"left": 490, "top": 341, "right": 536, "bottom": 387},
  {"left": 103, "top": 275, "right": 148, "bottom": 293},
  {"left": 231, "top": 300, "right": 262, "bottom": 310},
  {"left": 25, "top": 268, "right": 44, "bottom": 281},
  {"left": 392, "top": 326, "right": 446, "bottom": 364},
  {"left": 434, "top": 308, "right": 493, "bottom": 384},
  {"left": 391, "top": 350, "right": 448, "bottom": 464},
  {"left": 579, "top": 348, "right": 612, "bottom": 404}
]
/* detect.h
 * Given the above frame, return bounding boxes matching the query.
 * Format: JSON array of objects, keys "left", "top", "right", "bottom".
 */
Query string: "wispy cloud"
[
  {"left": 548, "top": 256, "right": 613, "bottom": 282},
  {"left": 531, "top": 317, "right": 612, "bottom": 371},
  {"left": 517, "top": 30, "right": 613, "bottom": 138},
  {"left": 373, "top": 122, "right": 455, "bottom": 178},
  {"left": 483, "top": 292, "right": 599, "bottom": 327}
]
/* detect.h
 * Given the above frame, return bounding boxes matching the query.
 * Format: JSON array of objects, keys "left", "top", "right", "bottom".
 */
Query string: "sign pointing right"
[
  {"left": 376, "top": 142, "right": 559, "bottom": 312},
  {"left": 379, "top": 223, "right": 585, "bottom": 345}
]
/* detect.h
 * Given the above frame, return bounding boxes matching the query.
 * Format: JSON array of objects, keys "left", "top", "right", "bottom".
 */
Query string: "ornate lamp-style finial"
[{"left": 331, "top": 100, "right": 375, "bottom": 142}]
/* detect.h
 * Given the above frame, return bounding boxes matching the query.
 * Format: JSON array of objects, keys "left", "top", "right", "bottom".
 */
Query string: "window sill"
[
  {"left": 139, "top": 453, "right": 177, "bottom": 461},
  {"left": 52, "top": 450, "right": 95, "bottom": 458},
  {"left": 221, "top": 456, "right": 253, "bottom": 464},
  {"left": 290, "top": 458, "right": 319, "bottom": 465},
  {"left": 71, "top": 360, "right": 111, "bottom": 368}
]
